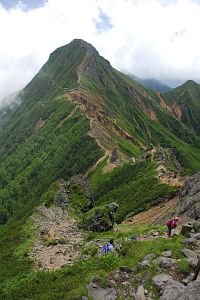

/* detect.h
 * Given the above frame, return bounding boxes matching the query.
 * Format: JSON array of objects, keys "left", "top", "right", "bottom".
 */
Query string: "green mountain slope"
[
  {"left": 1, "top": 39, "right": 200, "bottom": 223},
  {"left": 160, "top": 80, "right": 200, "bottom": 137},
  {"left": 74, "top": 45, "right": 200, "bottom": 172},
  {"left": 1, "top": 38, "right": 200, "bottom": 299}
]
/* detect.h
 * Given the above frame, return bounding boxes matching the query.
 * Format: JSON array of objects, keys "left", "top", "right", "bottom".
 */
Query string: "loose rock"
[
  {"left": 135, "top": 285, "right": 146, "bottom": 300},
  {"left": 152, "top": 274, "right": 173, "bottom": 292}
]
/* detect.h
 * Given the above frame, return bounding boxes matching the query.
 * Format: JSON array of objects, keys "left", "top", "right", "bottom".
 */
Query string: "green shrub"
[
  {"left": 82, "top": 246, "right": 98, "bottom": 257},
  {"left": 178, "top": 258, "right": 191, "bottom": 275}
]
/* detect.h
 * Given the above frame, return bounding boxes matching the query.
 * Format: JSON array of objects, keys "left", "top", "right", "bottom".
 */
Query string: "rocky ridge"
[{"left": 177, "top": 172, "right": 200, "bottom": 221}]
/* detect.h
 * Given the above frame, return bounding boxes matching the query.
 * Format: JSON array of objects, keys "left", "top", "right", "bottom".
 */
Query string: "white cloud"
[{"left": 0, "top": 0, "right": 200, "bottom": 102}]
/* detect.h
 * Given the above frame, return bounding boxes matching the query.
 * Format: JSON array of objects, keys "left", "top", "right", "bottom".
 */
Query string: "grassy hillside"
[
  {"left": 80, "top": 49, "right": 200, "bottom": 173},
  {"left": 0, "top": 38, "right": 200, "bottom": 299},
  {"left": 162, "top": 80, "right": 200, "bottom": 137},
  {"left": 89, "top": 160, "right": 175, "bottom": 222},
  {"left": 0, "top": 100, "right": 102, "bottom": 223}
]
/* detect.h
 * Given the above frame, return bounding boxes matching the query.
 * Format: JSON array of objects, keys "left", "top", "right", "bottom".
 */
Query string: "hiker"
[
  {"left": 166, "top": 216, "right": 180, "bottom": 237},
  {"left": 102, "top": 239, "right": 114, "bottom": 253}
]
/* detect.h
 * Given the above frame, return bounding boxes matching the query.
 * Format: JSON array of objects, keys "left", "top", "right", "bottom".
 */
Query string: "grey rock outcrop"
[
  {"left": 144, "top": 253, "right": 157, "bottom": 260},
  {"left": 191, "top": 232, "right": 200, "bottom": 239},
  {"left": 152, "top": 274, "right": 173, "bottom": 292},
  {"left": 138, "top": 260, "right": 150, "bottom": 269},
  {"left": 177, "top": 172, "right": 200, "bottom": 221},
  {"left": 181, "top": 237, "right": 197, "bottom": 245},
  {"left": 182, "top": 248, "right": 198, "bottom": 260},
  {"left": 157, "top": 257, "right": 177, "bottom": 269},
  {"left": 161, "top": 279, "right": 200, "bottom": 300},
  {"left": 161, "top": 251, "right": 172, "bottom": 258},
  {"left": 160, "top": 280, "right": 185, "bottom": 300},
  {"left": 135, "top": 285, "right": 146, "bottom": 300},
  {"left": 109, "top": 148, "right": 122, "bottom": 165},
  {"left": 182, "top": 248, "right": 198, "bottom": 268},
  {"left": 87, "top": 279, "right": 117, "bottom": 300},
  {"left": 119, "top": 266, "right": 133, "bottom": 273},
  {"left": 83, "top": 203, "right": 119, "bottom": 232},
  {"left": 181, "top": 223, "right": 194, "bottom": 237}
]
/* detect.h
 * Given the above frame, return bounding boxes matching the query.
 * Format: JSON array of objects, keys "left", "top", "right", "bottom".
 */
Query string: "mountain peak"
[
  {"left": 183, "top": 79, "right": 198, "bottom": 88},
  {"left": 71, "top": 39, "right": 99, "bottom": 52},
  {"left": 49, "top": 39, "right": 99, "bottom": 60}
]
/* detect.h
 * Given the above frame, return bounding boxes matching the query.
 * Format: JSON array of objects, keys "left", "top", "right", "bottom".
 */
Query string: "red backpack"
[{"left": 166, "top": 219, "right": 173, "bottom": 227}]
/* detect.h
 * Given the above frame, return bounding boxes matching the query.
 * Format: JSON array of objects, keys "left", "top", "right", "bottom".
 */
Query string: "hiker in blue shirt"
[{"left": 102, "top": 239, "right": 114, "bottom": 253}]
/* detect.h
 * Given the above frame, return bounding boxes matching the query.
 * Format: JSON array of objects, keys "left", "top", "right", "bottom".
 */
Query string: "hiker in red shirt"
[{"left": 166, "top": 216, "right": 179, "bottom": 237}]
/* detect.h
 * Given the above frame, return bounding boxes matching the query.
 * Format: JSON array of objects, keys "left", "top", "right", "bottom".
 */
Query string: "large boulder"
[
  {"left": 182, "top": 248, "right": 198, "bottom": 268},
  {"left": 144, "top": 253, "right": 157, "bottom": 260},
  {"left": 161, "top": 251, "right": 172, "bottom": 258},
  {"left": 188, "top": 257, "right": 199, "bottom": 269},
  {"left": 181, "top": 238, "right": 197, "bottom": 245},
  {"left": 83, "top": 203, "right": 119, "bottom": 232},
  {"left": 161, "top": 279, "right": 200, "bottom": 300},
  {"left": 193, "top": 220, "right": 200, "bottom": 232},
  {"left": 157, "top": 257, "right": 177, "bottom": 269},
  {"left": 182, "top": 248, "right": 198, "bottom": 259},
  {"left": 181, "top": 280, "right": 200, "bottom": 299},
  {"left": 135, "top": 285, "right": 146, "bottom": 300},
  {"left": 181, "top": 223, "right": 194, "bottom": 237},
  {"left": 138, "top": 260, "right": 150, "bottom": 269},
  {"left": 160, "top": 280, "right": 185, "bottom": 300},
  {"left": 191, "top": 232, "right": 200, "bottom": 239},
  {"left": 152, "top": 274, "right": 173, "bottom": 293},
  {"left": 87, "top": 278, "right": 117, "bottom": 300}
]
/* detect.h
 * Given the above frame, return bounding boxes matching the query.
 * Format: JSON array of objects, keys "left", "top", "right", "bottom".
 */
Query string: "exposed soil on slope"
[
  {"left": 157, "top": 92, "right": 182, "bottom": 120},
  {"left": 29, "top": 206, "right": 85, "bottom": 270},
  {"left": 156, "top": 164, "right": 188, "bottom": 187},
  {"left": 123, "top": 165, "right": 188, "bottom": 226},
  {"left": 123, "top": 196, "right": 179, "bottom": 226}
]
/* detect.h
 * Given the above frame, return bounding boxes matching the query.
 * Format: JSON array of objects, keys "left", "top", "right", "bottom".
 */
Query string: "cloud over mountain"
[{"left": 1, "top": 0, "right": 200, "bottom": 102}]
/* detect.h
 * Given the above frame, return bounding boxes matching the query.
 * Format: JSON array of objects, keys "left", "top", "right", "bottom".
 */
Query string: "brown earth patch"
[
  {"left": 35, "top": 118, "right": 45, "bottom": 131},
  {"left": 29, "top": 206, "right": 85, "bottom": 270},
  {"left": 157, "top": 92, "right": 182, "bottom": 120},
  {"left": 123, "top": 196, "right": 179, "bottom": 226}
]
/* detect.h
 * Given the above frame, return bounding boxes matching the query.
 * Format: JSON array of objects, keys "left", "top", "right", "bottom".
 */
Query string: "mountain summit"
[{"left": 1, "top": 39, "right": 200, "bottom": 222}]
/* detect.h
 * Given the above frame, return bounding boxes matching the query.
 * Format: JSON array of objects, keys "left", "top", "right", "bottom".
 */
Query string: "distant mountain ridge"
[{"left": 125, "top": 73, "right": 172, "bottom": 92}]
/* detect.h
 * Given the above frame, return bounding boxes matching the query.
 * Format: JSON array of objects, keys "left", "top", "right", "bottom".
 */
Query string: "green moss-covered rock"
[{"left": 83, "top": 205, "right": 113, "bottom": 232}]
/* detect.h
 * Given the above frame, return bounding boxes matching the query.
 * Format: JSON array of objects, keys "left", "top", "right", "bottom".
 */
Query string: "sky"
[{"left": 0, "top": 0, "right": 200, "bottom": 102}]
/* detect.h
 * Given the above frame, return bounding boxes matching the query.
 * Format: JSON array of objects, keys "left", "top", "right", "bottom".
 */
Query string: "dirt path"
[{"left": 29, "top": 206, "right": 85, "bottom": 270}]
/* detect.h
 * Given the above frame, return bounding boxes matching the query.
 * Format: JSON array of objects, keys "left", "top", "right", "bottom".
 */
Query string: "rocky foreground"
[{"left": 28, "top": 204, "right": 200, "bottom": 299}]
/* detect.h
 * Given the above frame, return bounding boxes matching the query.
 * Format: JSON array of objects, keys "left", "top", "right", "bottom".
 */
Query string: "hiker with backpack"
[{"left": 166, "top": 216, "right": 180, "bottom": 237}]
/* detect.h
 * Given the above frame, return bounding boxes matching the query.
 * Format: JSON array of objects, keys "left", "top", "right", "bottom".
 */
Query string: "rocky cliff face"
[{"left": 177, "top": 172, "right": 200, "bottom": 221}]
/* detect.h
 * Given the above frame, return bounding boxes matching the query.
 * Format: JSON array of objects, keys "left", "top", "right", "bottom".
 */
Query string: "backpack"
[
  {"left": 102, "top": 243, "right": 112, "bottom": 253},
  {"left": 166, "top": 219, "right": 173, "bottom": 227}
]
